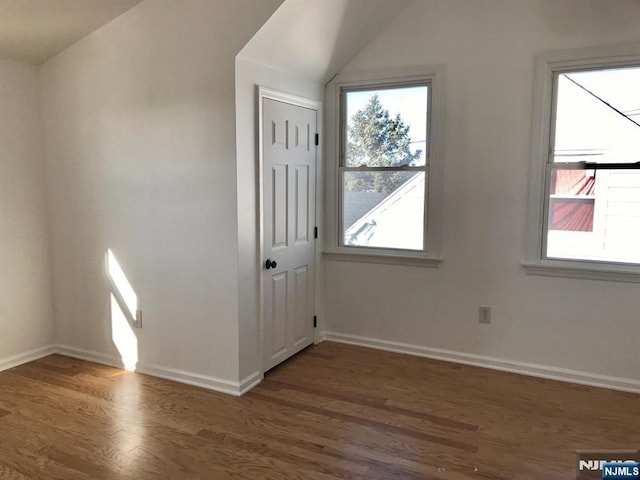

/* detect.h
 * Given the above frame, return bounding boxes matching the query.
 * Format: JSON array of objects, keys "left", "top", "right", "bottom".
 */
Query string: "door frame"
[{"left": 257, "top": 86, "right": 323, "bottom": 375}]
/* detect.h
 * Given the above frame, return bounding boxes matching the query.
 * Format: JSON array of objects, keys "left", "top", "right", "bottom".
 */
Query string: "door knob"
[{"left": 265, "top": 259, "right": 278, "bottom": 270}]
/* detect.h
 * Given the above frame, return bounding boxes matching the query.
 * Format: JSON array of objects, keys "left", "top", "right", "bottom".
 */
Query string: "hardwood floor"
[{"left": 0, "top": 342, "right": 638, "bottom": 479}]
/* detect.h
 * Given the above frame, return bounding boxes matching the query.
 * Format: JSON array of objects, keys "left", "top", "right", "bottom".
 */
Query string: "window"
[
  {"left": 526, "top": 46, "right": 640, "bottom": 280},
  {"left": 341, "top": 84, "right": 428, "bottom": 251},
  {"left": 325, "top": 68, "right": 442, "bottom": 266}
]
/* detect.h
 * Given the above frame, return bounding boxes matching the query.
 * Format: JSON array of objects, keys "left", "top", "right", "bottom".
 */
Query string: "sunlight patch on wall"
[
  {"left": 107, "top": 249, "right": 138, "bottom": 318},
  {"left": 106, "top": 249, "right": 139, "bottom": 371},
  {"left": 110, "top": 293, "right": 138, "bottom": 371}
]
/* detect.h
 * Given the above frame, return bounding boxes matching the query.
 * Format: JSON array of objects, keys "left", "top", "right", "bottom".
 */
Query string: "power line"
[{"left": 564, "top": 74, "right": 640, "bottom": 130}]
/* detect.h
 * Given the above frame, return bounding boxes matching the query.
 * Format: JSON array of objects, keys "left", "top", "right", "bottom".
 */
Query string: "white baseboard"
[
  {"left": 0, "top": 345, "right": 57, "bottom": 372},
  {"left": 56, "top": 345, "right": 122, "bottom": 369},
  {"left": 55, "top": 345, "right": 261, "bottom": 396},
  {"left": 238, "top": 371, "right": 263, "bottom": 395},
  {"left": 321, "top": 332, "right": 640, "bottom": 394}
]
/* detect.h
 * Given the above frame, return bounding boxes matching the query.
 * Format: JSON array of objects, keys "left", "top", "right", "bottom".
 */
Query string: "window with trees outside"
[{"left": 340, "top": 83, "right": 430, "bottom": 252}]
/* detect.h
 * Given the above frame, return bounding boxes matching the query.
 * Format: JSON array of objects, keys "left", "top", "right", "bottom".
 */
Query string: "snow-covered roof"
[{"left": 345, "top": 173, "right": 424, "bottom": 250}]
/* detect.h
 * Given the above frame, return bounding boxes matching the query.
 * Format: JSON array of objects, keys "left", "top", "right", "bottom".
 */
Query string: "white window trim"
[
  {"left": 524, "top": 42, "right": 640, "bottom": 282},
  {"left": 324, "top": 66, "right": 445, "bottom": 267}
]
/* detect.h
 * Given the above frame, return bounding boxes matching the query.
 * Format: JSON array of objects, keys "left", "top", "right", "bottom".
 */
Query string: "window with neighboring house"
[
  {"left": 526, "top": 48, "right": 640, "bottom": 278},
  {"left": 546, "top": 67, "right": 640, "bottom": 264},
  {"left": 340, "top": 83, "right": 429, "bottom": 252}
]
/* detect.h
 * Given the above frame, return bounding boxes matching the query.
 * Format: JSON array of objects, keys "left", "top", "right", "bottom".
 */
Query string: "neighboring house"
[
  {"left": 343, "top": 191, "right": 388, "bottom": 231},
  {"left": 345, "top": 173, "right": 424, "bottom": 250}
]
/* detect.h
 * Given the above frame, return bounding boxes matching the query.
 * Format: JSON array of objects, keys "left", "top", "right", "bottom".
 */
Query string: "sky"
[{"left": 555, "top": 66, "right": 640, "bottom": 163}]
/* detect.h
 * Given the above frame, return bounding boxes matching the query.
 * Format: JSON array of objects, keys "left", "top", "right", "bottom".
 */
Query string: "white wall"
[
  {"left": 235, "top": 58, "right": 323, "bottom": 380},
  {"left": 324, "top": 0, "right": 640, "bottom": 384},
  {"left": 0, "top": 58, "right": 54, "bottom": 366},
  {"left": 40, "top": 0, "right": 281, "bottom": 388}
]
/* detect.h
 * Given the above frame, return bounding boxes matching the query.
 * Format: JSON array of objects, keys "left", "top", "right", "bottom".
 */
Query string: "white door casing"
[{"left": 261, "top": 91, "right": 318, "bottom": 372}]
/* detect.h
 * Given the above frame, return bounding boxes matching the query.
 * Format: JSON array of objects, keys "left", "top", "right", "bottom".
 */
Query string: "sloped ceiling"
[
  {"left": 238, "top": 0, "right": 412, "bottom": 83},
  {"left": 0, "top": 0, "right": 142, "bottom": 64}
]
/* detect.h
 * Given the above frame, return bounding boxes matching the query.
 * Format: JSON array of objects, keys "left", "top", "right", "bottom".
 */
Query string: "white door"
[{"left": 262, "top": 97, "right": 317, "bottom": 371}]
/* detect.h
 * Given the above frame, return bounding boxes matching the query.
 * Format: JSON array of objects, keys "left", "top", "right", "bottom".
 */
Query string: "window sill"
[
  {"left": 324, "top": 250, "right": 442, "bottom": 268},
  {"left": 522, "top": 260, "right": 640, "bottom": 283}
]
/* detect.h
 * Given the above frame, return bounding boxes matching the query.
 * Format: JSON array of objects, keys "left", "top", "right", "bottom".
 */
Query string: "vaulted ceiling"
[
  {"left": 238, "top": 0, "right": 411, "bottom": 83},
  {"left": 0, "top": 0, "right": 142, "bottom": 64},
  {"left": 0, "top": 0, "right": 410, "bottom": 74}
]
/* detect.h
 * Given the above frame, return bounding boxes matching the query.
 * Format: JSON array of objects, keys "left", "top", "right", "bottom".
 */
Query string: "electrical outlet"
[
  {"left": 479, "top": 306, "right": 491, "bottom": 324},
  {"left": 134, "top": 309, "right": 143, "bottom": 328}
]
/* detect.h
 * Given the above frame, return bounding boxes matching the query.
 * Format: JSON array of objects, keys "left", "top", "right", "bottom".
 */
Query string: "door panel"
[
  {"left": 295, "top": 123, "right": 310, "bottom": 150},
  {"left": 270, "top": 272, "right": 288, "bottom": 359},
  {"left": 272, "top": 119, "right": 288, "bottom": 147},
  {"left": 293, "top": 265, "right": 309, "bottom": 346},
  {"left": 263, "top": 97, "right": 317, "bottom": 371},
  {"left": 272, "top": 164, "right": 288, "bottom": 249},
  {"left": 295, "top": 165, "right": 310, "bottom": 244}
]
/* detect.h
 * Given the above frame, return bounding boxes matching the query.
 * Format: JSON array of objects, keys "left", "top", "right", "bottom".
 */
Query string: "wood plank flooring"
[{"left": 0, "top": 341, "right": 638, "bottom": 479}]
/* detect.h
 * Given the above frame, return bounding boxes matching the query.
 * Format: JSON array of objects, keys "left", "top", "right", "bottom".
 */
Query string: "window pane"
[
  {"left": 344, "top": 171, "right": 424, "bottom": 250},
  {"left": 554, "top": 67, "right": 640, "bottom": 164},
  {"left": 345, "top": 86, "right": 428, "bottom": 167},
  {"left": 546, "top": 169, "right": 640, "bottom": 264},
  {"left": 548, "top": 168, "right": 595, "bottom": 232}
]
